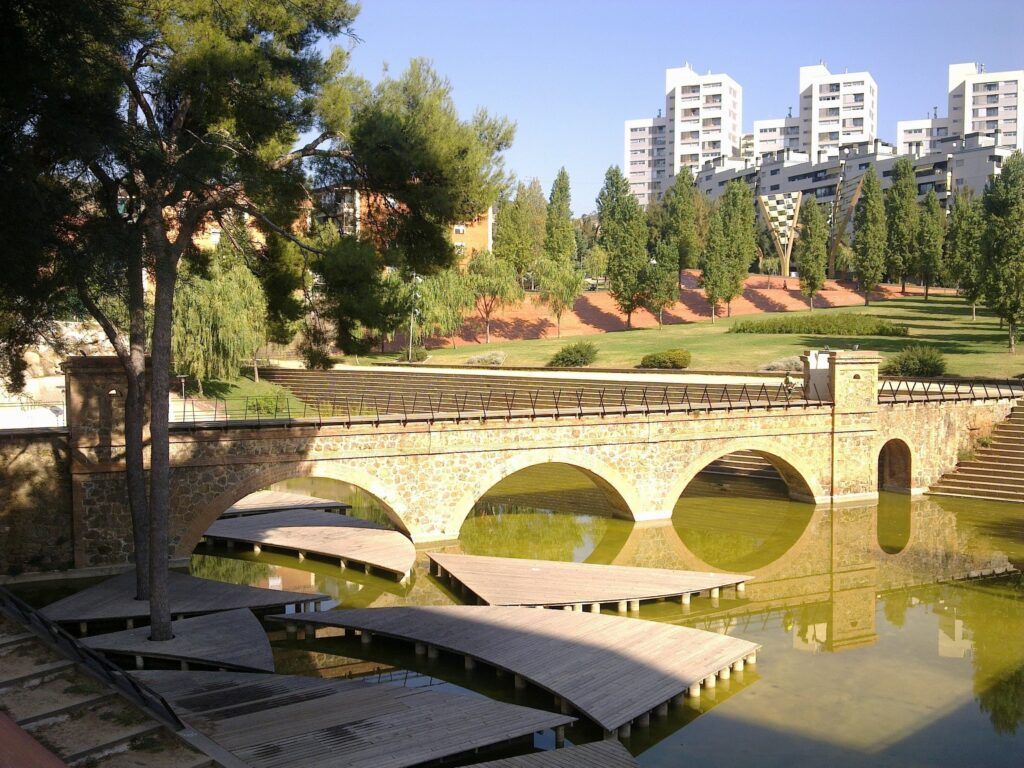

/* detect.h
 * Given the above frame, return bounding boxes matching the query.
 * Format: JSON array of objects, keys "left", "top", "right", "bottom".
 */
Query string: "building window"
[{"left": 454, "top": 225, "right": 466, "bottom": 234}]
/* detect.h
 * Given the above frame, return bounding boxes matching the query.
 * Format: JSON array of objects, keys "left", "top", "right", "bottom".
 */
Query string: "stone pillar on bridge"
[
  {"left": 821, "top": 349, "right": 882, "bottom": 504},
  {"left": 63, "top": 356, "right": 149, "bottom": 568}
]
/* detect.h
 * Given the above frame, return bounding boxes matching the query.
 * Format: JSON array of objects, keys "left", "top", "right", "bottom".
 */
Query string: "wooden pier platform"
[
  {"left": 222, "top": 489, "right": 350, "bottom": 518},
  {"left": 466, "top": 741, "right": 637, "bottom": 767},
  {"left": 204, "top": 508, "right": 416, "bottom": 580},
  {"left": 82, "top": 609, "right": 274, "bottom": 672},
  {"left": 134, "top": 670, "right": 575, "bottom": 768},
  {"left": 271, "top": 605, "right": 761, "bottom": 735},
  {"left": 429, "top": 553, "right": 751, "bottom": 611},
  {"left": 41, "top": 571, "right": 326, "bottom": 635}
]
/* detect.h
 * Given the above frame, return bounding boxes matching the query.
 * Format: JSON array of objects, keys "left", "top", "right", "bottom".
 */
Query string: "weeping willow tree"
[
  {"left": 172, "top": 233, "right": 268, "bottom": 394},
  {"left": 417, "top": 268, "right": 474, "bottom": 348}
]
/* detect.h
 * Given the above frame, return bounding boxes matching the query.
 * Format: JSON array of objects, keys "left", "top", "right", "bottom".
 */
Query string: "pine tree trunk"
[
  {"left": 626, "top": 311, "right": 632, "bottom": 329},
  {"left": 485, "top": 317, "right": 491, "bottom": 344},
  {"left": 924, "top": 282, "right": 930, "bottom": 300},
  {"left": 727, "top": 301, "right": 732, "bottom": 317},
  {"left": 147, "top": 252, "right": 178, "bottom": 641},
  {"left": 1010, "top": 321, "right": 1017, "bottom": 354},
  {"left": 972, "top": 303, "right": 976, "bottom": 321},
  {"left": 901, "top": 277, "right": 906, "bottom": 295}
]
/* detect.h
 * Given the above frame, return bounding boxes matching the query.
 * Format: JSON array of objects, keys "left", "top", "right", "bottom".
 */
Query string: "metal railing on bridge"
[
  {"left": 878, "top": 378, "right": 1024, "bottom": 404},
  {"left": 170, "top": 380, "right": 835, "bottom": 429}
]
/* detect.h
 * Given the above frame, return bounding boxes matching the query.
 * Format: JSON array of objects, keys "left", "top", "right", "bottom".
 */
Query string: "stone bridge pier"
[{"left": 61, "top": 351, "right": 1014, "bottom": 569}]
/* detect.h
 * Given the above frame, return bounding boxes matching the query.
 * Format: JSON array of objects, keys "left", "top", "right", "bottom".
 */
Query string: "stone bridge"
[{"left": 40, "top": 349, "right": 1012, "bottom": 573}]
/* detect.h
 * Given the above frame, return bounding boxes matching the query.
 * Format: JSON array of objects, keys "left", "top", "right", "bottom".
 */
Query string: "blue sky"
[{"left": 339, "top": 0, "right": 1024, "bottom": 215}]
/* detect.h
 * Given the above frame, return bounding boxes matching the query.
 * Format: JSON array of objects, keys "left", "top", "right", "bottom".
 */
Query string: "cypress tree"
[
  {"left": 699, "top": 209, "right": 728, "bottom": 323},
  {"left": 885, "top": 157, "right": 919, "bottom": 292},
  {"left": 597, "top": 166, "right": 649, "bottom": 327},
  {"left": 718, "top": 180, "right": 756, "bottom": 316},
  {"left": 795, "top": 201, "right": 828, "bottom": 310},
  {"left": 647, "top": 168, "right": 703, "bottom": 276},
  {"left": 981, "top": 152, "right": 1024, "bottom": 352},
  {"left": 917, "top": 189, "right": 946, "bottom": 300},
  {"left": 945, "top": 190, "right": 985, "bottom": 320},
  {"left": 544, "top": 167, "right": 576, "bottom": 266},
  {"left": 853, "top": 166, "right": 887, "bottom": 305}
]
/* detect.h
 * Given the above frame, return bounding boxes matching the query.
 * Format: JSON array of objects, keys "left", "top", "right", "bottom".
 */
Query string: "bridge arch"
[
  {"left": 175, "top": 460, "right": 411, "bottom": 559},
  {"left": 660, "top": 439, "right": 825, "bottom": 514},
  {"left": 877, "top": 437, "right": 913, "bottom": 493},
  {"left": 448, "top": 449, "right": 645, "bottom": 536}
]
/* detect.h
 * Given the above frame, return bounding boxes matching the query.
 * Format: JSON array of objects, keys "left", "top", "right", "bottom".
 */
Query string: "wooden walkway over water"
[
  {"left": 82, "top": 609, "right": 274, "bottom": 672},
  {"left": 429, "top": 553, "right": 750, "bottom": 611},
  {"left": 466, "top": 741, "right": 637, "bottom": 768},
  {"left": 135, "top": 670, "right": 575, "bottom": 768},
  {"left": 41, "top": 571, "right": 326, "bottom": 635},
  {"left": 204, "top": 509, "right": 416, "bottom": 580},
  {"left": 222, "top": 489, "right": 350, "bottom": 518},
  {"left": 272, "top": 605, "right": 760, "bottom": 735}
]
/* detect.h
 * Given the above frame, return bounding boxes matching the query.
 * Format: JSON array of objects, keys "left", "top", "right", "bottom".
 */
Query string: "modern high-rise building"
[
  {"left": 625, "top": 63, "right": 742, "bottom": 206},
  {"left": 897, "top": 63, "right": 1023, "bottom": 155},
  {"left": 753, "top": 64, "right": 878, "bottom": 161}
]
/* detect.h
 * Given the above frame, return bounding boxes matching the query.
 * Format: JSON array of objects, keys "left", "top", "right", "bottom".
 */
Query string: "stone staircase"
[{"left": 930, "top": 403, "right": 1024, "bottom": 502}]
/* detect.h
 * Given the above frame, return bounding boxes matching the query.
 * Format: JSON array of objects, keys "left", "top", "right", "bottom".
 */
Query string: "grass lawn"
[
  {"left": 358, "top": 296, "right": 1024, "bottom": 378},
  {"left": 194, "top": 376, "right": 308, "bottom": 418}
]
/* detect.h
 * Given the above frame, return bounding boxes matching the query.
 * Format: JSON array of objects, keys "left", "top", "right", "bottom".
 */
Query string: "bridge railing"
[
  {"left": 170, "top": 380, "right": 835, "bottom": 429},
  {"left": 878, "top": 378, "right": 1024, "bottom": 404}
]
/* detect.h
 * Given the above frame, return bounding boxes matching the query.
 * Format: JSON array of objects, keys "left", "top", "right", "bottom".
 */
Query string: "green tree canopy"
[
  {"left": 945, "top": 190, "right": 985, "bottom": 318},
  {"left": 885, "top": 157, "right": 920, "bottom": 291},
  {"left": 597, "top": 166, "right": 649, "bottom": 327},
  {"left": 536, "top": 258, "right": 584, "bottom": 337},
  {"left": 699, "top": 208, "right": 729, "bottom": 322},
  {"left": 468, "top": 249, "right": 524, "bottom": 343},
  {"left": 544, "top": 167, "right": 576, "bottom": 266},
  {"left": 716, "top": 180, "right": 757, "bottom": 316},
  {"left": 981, "top": 152, "right": 1024, "bottom": 351},
  {"left": 853, "top": 166, "right": 888, "bottom": 305},
  {"left": 647, "top": 168, "right": 706, "bottom": 273},
  {"left": 795, "top": 201, "right": 828, "bottom": 309},
  {"left": 643, "top": 242, "right": 681, "bottom": 326},
  {"left": 917, "top": 189, "right": 946, "bottom": 300},
  {"left": 417, "top": 268, "right": 474, "bottom": 347},
  {"left": 494, "top": 179, "right": 547, "bottom": 285}
]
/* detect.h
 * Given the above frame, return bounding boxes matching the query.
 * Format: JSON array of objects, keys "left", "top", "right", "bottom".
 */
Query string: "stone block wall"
[{"left": 0, "top": 430, "right": 73, "bottom": 575}]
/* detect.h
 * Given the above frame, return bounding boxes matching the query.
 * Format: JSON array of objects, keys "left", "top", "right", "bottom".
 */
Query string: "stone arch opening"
[
  {"left": 878, "top": 439, "right": 912, "bottom": 493},
  {"left": 675, "top": 449, "right": 818, "bottom": 505}
]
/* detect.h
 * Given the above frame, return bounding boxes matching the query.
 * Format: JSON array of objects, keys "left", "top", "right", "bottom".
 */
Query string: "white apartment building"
[
  {"left": 898, "top": 63, "right": 1023, "bottom": 156},
  {"left": 752, "top": 115, "right": 801, "bottom": 157},
  {"left": 625, "top": 63, "right": 742, "bottom": 206},
  {"left": 624, "top": 116, "right": 669, "bottom": 207}
]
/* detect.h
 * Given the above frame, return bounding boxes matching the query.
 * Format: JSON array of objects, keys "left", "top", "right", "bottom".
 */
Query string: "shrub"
[
  {"left": 547, "top": 341, "right": 597, "bottom": 368},
  {"left": 758, "top": 355, "right": 803, "bottom": 373},
  {"left": 407, "top": 346, "right": 429, "bottom": 363},
  {"left": 880, "top": 344, "right": 947, "bottom": 377},
  {"left": 466, "top": 350, "right": 507, "bottom": 367},
  {"left": 728, "top": 314, "right": 909, "bottom": 337},
  {"left": 638, "top": 349, "right": 691, "bottom": 369}
]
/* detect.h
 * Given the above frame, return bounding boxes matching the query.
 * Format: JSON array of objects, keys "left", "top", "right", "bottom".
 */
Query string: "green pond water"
[{"left": 182, "top": 466, "right": 1024, "bottom": 766}]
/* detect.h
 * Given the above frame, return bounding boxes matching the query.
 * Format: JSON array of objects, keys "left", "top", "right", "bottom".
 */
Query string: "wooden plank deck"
[
  {"left": 82, "top": 609, "right": 274, "bottom": 672},
  {"left": 204, "top": 509, "right": 416, "bottom": 580},
  {"left": 271, "top": 605, "right": 761, "bottom": 734},
  {"left": 429, "top": 553, "right": 751, "bottom": 611},
  {"left": 134, "top": 670, "right": 575, "bottom": 768},
  {"left": 222, "top": 490, "right": 350, "bottom": 518},
  {"left": 466, "top": 741, "right": 637, "bottom": 768},
  {"left": 41, "top": 571, "right": 326, "bottom": 634}
]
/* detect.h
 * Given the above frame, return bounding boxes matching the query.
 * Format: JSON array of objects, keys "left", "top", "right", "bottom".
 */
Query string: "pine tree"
[
  {"left": 544, "top": 168, "right": 576, "bottom": 266},
  {"left": 981, "top": 152, "right": 1024, "bottom": 352},
  {"left": 917, "top": 189, "right": 946, "bottom": 300},
  {"left": 853, "top": 166, "right": 887, "bottom": 305},
  {"left": 468, "top": 249, "right": 524, "bottom": 343},
  {"left": 597, "top": 166, "right": 649, "bottom": 327},
  {"left": 945, "top": 190, "right": 985, "bottom": 320},
  {"left": 717, "top": 180, "right": 757, "bottom": 316},
  {"left": 699, "top": 209, "right": 728, "bottom": 323},
  {"left": 885, "top": 157, "right": 919, "bottom": 292},
  {"left": 536, "top": 258, "right": 584, "bottom": 337},
  {"left": 795, "top": 200, "right": 828, "bottom": 310}
]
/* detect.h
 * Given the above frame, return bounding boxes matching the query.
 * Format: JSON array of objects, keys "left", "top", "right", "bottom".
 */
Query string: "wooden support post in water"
[
  {"left": 79, "top": 621, "right": 88, "bottom": 636},
  {"left": 555, "top": 726, "right": 565, "bottom": 748},
  {"left": 672, "top": 693, "right": 687, "bottom": 706},
  {"left": 286, "top": 622, "right": 297, "bottom": 640},
  {"left": 618, "top": 723, "right": 631, "bottom": 739},
  {"left": 736, "top": 580, "right": 746, "bottom": 594},
  {"left": 134, "top": 655, "right": 144, "bottom": 670},
  {"left": 628, "top": 599, "right": 640, "bottom": 612},
  {"left": 746, "top": 652, "right": 757, "bottom": 665},
  {"left": 253, "top": 544, "right": 262, "bottom": 555},
  {"left": 681, "top": 592, "right": 691, "bottom": 606},
  {"left": 637, "top": 712, "right": 650, "bottom": 728},
  {"left": 415, "top": 642, "right": 426, "bottom": 656},
  {"left": 361, "top": 630, "right": 373, "bottom": 646},
  {"left": 427, "top": 645, "right": 439, "bottom": 660},
  {"left": 710, "top": 587, "right": 720, "bottom": 599},
  {"left": 704, "top": 675, "right": 716, "bottom": 689},
  {"left": 688, "top": 682, "right": 701, "bottom": 698},
  {"left": 589, "top": 602, "right": 601, "bottom": 613},
  {"left": 514, "top": 673, "right": 526, "bottom": 690},
  {"left": 464, "top": 656, "right": 476, "bottom": 671},
  {"left": 719, "top": 666, "right": 731, "bottom": 680},
  {"left": 732, "top": 659, "right": 745, "bottom": 672},
  {"left": 656, "top": 701, "right": 669, "bottom": 717},
  {"left": 298, "top": 551, "right": 305, "bottom": 562},
  {"left": 617, "top": 600, "right": 627, "bottom": 614}
]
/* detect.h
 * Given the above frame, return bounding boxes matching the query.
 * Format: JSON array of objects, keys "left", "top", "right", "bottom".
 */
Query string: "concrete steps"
[{"left": 929, "top": 403, "right": 1024, "bottom": 503}]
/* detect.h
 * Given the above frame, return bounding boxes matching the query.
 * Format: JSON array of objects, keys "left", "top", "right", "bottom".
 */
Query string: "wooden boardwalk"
[
  {"left": 222, "top": 489, "right": 350, "bottom": 518},
  {"left": 82, "top": 609, "right": 274, "bottom": 672},
  {"left": 204, "top": 509, "right": 416, "bottom": 580},
  {"left": 466, "top": 741, "right": 637, "bottom": 768},
  {"left": 41, "top": 571, "right": 326, "bottom": 634},
  {"left": 135, "top": 670, "right": 575, "bottom": 768},
  {"left": 429, "top": 553, "right": 751, "bottom": 611},
  {"left": 272, "top": 605, "right": 761, "bottom": 735}
]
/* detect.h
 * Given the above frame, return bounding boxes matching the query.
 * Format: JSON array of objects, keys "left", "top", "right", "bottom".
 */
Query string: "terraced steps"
[{"left": 929, "top": 403, "right": 1024, "bottom": 503}]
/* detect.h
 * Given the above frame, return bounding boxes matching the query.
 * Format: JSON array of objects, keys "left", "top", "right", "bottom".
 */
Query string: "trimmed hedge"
[
  {"left": 638, "top": 349, "right": 691, "bottom": 369},
  {"left": 881, "top": 344, "right": 947, "bottom": 377},
  {"left": 728, "top": 314, "right": 909, "bottom": 337},
  {"left": 547, "top": 341, "right": 598, "bottom": 367}
]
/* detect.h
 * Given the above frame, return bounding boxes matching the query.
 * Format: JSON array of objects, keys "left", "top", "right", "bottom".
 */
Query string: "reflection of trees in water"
[
  {"left": 271, "top": 478, "right": 395, "bottom": 529},
  {"left": 190, "top": 553, "right": 271, "bottom": 584},
  {"left": 673, "top": 495, "right": 813, "bottom": 571},
  {"left": 461, "top": 504, "right": 608, "bottom": 562}
]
